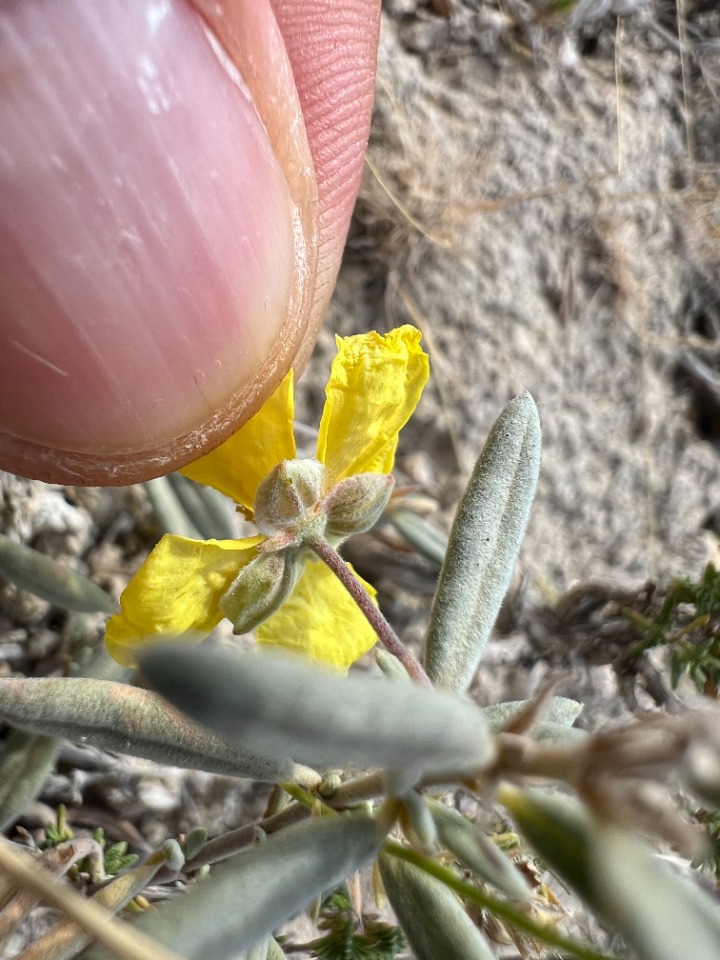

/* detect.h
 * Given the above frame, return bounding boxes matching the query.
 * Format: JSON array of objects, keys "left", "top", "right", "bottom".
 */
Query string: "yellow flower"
[{"left": 105, "top": 326, "right": 429, "bottom": 670}]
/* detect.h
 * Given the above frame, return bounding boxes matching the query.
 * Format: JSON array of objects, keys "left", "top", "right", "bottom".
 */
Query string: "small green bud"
[
  {"left": 323, "top": 473, "right": 394, "bottom": 538},
  {"left": 254, "top": 459, "right": 325, "bottom": 535},
  {"left": 219, "top": 551, "right": 300, "bottom": 634}
]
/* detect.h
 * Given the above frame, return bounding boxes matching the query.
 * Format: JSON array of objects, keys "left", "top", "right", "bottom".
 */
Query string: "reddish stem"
[{"left": 308, "top": 535, "right": 432, "bottom": 688}]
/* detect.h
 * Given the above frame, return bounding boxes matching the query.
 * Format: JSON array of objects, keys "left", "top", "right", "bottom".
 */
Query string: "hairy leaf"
[
  {"left": 424, "top": 393, "right": 541, "bottom": 692},
  {"left": 83, "top": 815, "right": 385, "bottom": 960},
  {"left": 483, "top": 696, "right": 582, "bottom": 734},
  {"left": 499, "top": 786, "right": 595, "bottom": 904},
  {"left": 0, "top": 731, "right": 60, "bottom": 833},
  {"left": 0, "top": 646, "right": 129, "bottom": 831},
  {"left": 504, "top": 786, "right": 720, "bottom": 960},
  {"left": 140, "top": 646, "right": 495, "bottom": 776},
  {"left": 0, "top": 677, "right": 318, "bottom": 788},
  {"left": 592, "top": 825, "right": 720, "bottom": 960},
  {"left": 428, "top": 800, "right": 531, "bottom": 901},
  {"left": 379, "top": 852, "right": 497, "bottom": 960},
  {"left": 0, "top": 534, "right": 114, "bottom": 613}
]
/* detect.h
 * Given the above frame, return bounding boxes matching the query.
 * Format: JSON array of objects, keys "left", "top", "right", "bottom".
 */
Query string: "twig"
[{"left": 0, "top": 838, "right": 182, "bottom": 960}]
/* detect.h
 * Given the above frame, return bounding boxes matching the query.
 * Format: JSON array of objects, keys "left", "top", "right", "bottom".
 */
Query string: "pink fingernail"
[{"left": 0, "top": 0, "right": 294, "bottom": 454}]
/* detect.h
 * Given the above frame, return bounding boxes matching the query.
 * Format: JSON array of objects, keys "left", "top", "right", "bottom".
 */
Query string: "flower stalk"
[{"left": 307, "top": 534, "right": 432, "bottom": 688}]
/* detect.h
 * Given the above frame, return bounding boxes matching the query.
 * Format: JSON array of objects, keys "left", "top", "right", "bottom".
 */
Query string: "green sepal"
[
  {"left": 323, "top": 473, "right": 394, "bottom": 538},
  {"left": 219, "top": 550, "right": 300, "bottom": 634},
  {"left": 254, "top": 459, "right": 324, "bottom": 535}
]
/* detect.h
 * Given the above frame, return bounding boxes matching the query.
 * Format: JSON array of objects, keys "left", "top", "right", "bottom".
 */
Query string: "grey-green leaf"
[
  {"left": 0, "top": 731, "right": 60, "bottom": 833},
  {"left": 167, "top": 472, "right": 237, "bottom": 540},
  {"left": 0, "top": 646, "right": 130, "bottom": 832},
  {"left": 428, "top": 800, "right": 531, "bottom": 901},
  {"left": 500, "top": 787, "right": 596, "bottom": 904},
  {"left": 0, "top": 677, "right": 318, "bottom": 788},
  {"left": 0, "top": 534, "right": 114, "bottom": 613},
  {"left": 266, "top": 940, "right": 287, "bottom": 960},
  {"left": 483, "top": 696, "right": 582, "bottom": 733},
  {"left": 379, "top": 853, "right": 498, "bottom": 960},
  {"left": 424, "top": 393, "right": 541, "bottom": 692},
  {"left": 82, "top": 814, "right": 385, "bottom": 960},
  {"left": 236, "top": 940, "right": 273, "bottom": 960},
  {"left": 504, "top": 786, "right": 720, "bottom": 960},
  {"left": 143, "top": 475, "right": 202, "bottom": 539},
  {"left": 140, "top": 645, "right": 495, "bottom": 776},
  {"left": 387, "top": 506, "right": 447, "bottom": 568},
  {"left": 591, "top": 825, "right": 720, "bottom": 960}
]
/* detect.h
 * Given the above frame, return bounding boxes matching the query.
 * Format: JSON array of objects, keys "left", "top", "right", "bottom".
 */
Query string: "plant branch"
[
  {"left": 0, "top": 838, "right": 182, "bottom": 960},
  {"left": 307, "top": 535, "right": 432, "bottom": 687}
]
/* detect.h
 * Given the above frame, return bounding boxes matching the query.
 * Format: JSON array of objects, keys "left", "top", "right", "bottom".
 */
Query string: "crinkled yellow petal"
[
  {"left": 256, "top": 558, "right": 378, "bottom": 671},
  {"left": 316, "top": 326, "right": 429, "bottom": 489},
  {"left": 181, "top": 371, "right": 296, "bottom": 515},
  {"left": 105, "top": 534, "right": 263, "bottom": 667}
]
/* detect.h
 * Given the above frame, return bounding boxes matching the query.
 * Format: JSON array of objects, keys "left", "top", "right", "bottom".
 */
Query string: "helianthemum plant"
[
  {"left": 104, "top": 326, "right": 429, "bottom": 671},
  {"left": 4, "top": 327, "right": 720, "bottom": 960}
]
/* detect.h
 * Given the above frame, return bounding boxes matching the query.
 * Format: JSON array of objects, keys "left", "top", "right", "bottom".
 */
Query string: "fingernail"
[{"left": 0, "top": 0, "right": 296, "bottom": 461}]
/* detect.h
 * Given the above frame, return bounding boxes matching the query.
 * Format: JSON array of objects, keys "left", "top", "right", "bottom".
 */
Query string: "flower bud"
[
  {"left": 254, "top": 459, "right": 325, "bottom": 535},
  {"left": 219, "top": 551, "right": 300, "bottom": 635},
  {"left": 323, "top": 473, "right": 394, "bottom": 538}
]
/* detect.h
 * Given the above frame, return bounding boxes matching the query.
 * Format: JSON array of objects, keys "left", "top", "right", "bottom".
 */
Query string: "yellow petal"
[
  {"left": 317, "top": 326, "right": 429, "bottom": 489},
  {"left": 256, "top": 558, "right": 378, "bottom": 671},
  {"left": 181, "top": 370, "right": 296, "bottom": 515},
  {"left": 105, "top": 534, "right": 263, "bottom": 666}
]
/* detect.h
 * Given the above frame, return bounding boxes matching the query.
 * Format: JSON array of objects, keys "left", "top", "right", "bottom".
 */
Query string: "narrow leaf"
[
  {"left": 236, "top": 941, "right": 272, "bottom": 960},
  {"left": 375, "top": 648, "right": 411, "bottom": 682},
  {"left": 387, "top": 507, "right": 447, "bottom": 568},
  {"left": 0, "top": 646, "right": 130, "bottom": 831},
  {"left": 0, "top": 677, "right": 319, "bottom": 788},
  {"left": 143, "top": 475, "right": 201, "bottom": 539},
  {"left": 167, "top": 473, "right": 236, "bottom": 540},
  {"left": 503, "top": 785, "right": 720, "bottom": 960},
  {"left": 83, "top": 814, "right": 385, "bottom": 960},
  {"left": 379, "top": 852, "right": 498, "bottom": 960},
  {"left": 428, "top": 800, "right": 531, "bottom": 901},
  {"left": 483, "top": 696, "right": 582, "bottom": 733},
  {"left": 592, "top": 826, "right": 720, "bottom": 960},
  {"left": 0, "top": 731, "right": 60, "bottom": 833},
  {"left": 424, "top": 393, "right": 541, "bottom": 692},
  {"left": 499, "top": 786, "right": 595, "bottom": 904},
  {"left": 266, "top": 941, "right": 287, "bottom": 960},
  {"left": 140, "top": 646, "right": 495, "bottom": 776},
  {"left": 0, "top": 534, "right": 114, "bottom": 613}
]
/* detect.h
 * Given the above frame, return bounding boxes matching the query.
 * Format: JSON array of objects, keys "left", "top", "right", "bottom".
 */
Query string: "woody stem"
[{"left": 307, "top": 535, "right": 432, "bottom": 688}]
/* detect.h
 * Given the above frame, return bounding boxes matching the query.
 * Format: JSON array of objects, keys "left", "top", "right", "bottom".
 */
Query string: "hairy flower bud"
[
  {"left": 323, "top": 473, "right": 394, "bottom": 538},
  {"left": 219, "top": 551, "right": 300, "bottom": 634},
  {"left": 253, "top": 459, "right": 325, "bottom": 535}
]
